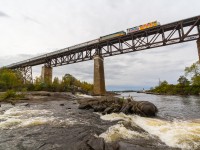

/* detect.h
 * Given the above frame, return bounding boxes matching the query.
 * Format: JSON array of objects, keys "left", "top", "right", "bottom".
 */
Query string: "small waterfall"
[{"left": 100, "top": 113, "right": 200, "bottom": 150}]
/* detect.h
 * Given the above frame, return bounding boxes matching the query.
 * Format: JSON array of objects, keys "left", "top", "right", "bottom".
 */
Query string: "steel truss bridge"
[{"left": 4, "top": 15, "right": 200, "bottom": 83}]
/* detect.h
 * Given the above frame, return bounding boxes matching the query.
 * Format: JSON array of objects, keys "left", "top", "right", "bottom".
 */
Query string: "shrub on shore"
[
  {"left": 0, "top": 68, "right": 93, "bottom": 94},
  {"left": 27, "top": 74, "right": 93, "bottom": 93},
  {"left": 0, "top": 90, "right": 25, "bottom": 102}
]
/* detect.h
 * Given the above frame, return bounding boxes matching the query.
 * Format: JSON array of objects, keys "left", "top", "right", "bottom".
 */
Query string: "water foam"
[
  {"left": 0, "top": 107, "right": 77, "bottom": 129},
  {"left": 100, "top": 113, "right": 200, "bottom": 150},
  {"left": 99, "top": 123, "right": 149, "bottom": 142},
  {"left": 134, "top": 116, "right": 200, "bottom": 150},
  {"left": 4, "top": 108, "right": 52, "bottom": 117},
  {"left": 77, "top": 94, "right": 93, "bottom": 98}
]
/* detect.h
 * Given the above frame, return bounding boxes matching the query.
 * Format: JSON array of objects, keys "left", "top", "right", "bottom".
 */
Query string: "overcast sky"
[{"left": 0, "top": 0, "right": 199, "bottom": 90}]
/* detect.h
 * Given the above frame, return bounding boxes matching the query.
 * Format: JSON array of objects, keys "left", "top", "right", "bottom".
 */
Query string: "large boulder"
[
  {"left": 133, "top": 101, "right": 158, "bottom": 117},
  {"left": 77, "top": 97, "right": 158, "bottom": 117}
]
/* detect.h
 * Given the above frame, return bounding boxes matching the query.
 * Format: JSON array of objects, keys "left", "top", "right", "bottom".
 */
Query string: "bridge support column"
[
  {"left": 41, "top": 66, "right": 52, "bottom": 84},
  {"left": 197, "top": 38, "right": 200, "bottom": 62},
  {"left": 93, "top": 55, "right": 106, "bottom": 95}
]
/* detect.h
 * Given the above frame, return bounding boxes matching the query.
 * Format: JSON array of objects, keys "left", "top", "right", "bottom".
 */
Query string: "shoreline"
[
  {"left": 1, "top": 91, "right": 199, "bottom": 149},
  {"left": 0, "top": 91, "right": 179, "bottom": 150},
  {"left": 145, "top": 91, "right": 200, "bottom": 96},
  {"left": 120, "top": 91, "right": 200, "bottom": 96}
]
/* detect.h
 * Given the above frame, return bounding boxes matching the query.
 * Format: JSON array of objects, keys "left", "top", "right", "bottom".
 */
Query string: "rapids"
[
  {"left": 99, "top": 92, "right": 200, "bottom": 150},
  {"left": 0, "top": 92, "right": 199, "bottom": 149},
  {"left": 100, "top": 113, "right": 200, "bottom": 149}
]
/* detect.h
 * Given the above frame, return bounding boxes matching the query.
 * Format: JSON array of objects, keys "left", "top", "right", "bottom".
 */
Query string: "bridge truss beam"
[
  {"left": 45, "top": 16, "right": 200, "bottom": 67},
  {"left": 197, "top": 38, "right": 200, "bottom": 62},
  {"left": 15, "top": 66, "right": 33, "bottom": 84}
]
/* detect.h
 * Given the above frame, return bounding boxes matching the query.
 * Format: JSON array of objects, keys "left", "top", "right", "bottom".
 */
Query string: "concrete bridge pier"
[
  {"left": 197, "top": 38, "right": 200, "bottom": 62},
  {"left": 93, "top": 55, "right": 106, "bottom": 95},
  {"left": 41, "top": 66, "right": 52, "bottom": 84}
]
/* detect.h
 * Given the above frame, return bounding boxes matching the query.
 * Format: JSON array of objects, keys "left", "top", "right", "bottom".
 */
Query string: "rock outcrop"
[{"left": 78, "top": 97, "right": 158, "bottom": 117}]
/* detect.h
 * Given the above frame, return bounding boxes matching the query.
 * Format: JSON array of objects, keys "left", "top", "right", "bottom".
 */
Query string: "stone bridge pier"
[
  {"left": 40, "top": 56, "right": 106, "bottom": 96},
  {"left": 41, "top": 66, "right": 52, "bottom": 84},
  {"left": 197, "top": 38, "right": 200, "bottom": 62},
  {"left": 93, "top": 55, "right": 106, "bottom": 95}
]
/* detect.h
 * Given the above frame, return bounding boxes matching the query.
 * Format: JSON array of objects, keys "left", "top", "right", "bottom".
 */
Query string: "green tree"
[
  {"left": 0, "top": 68, "right": 23, "bottom": 90},
  {"left": 177, "top": 76, "right": 190, "bottom": 86},
  {"left": 52, "top": 77, "right": 60, "bottom": 91},
  {"left": 34, "top": 76, "right": 42, "bottom": 84},
  {"left": 33, "top": 76, "right": 44, "bottom": 91},
  {"left": 176, "top": 76, "right": 190, "bottom": 95},
  {"left": 80, "top": 81, "right": 93, "bottom": 92},
  {"left": 185, "top": 61, "right": 200, "bottom": 85},
  {"left": 185, "top": 61, "right": 200, "bottom": 77},
  {"left": 61, "top": 74, "right": 75, "bottom": 91},
  {"left": 60, "top": 74, "right": 93, "bottom": 93},
  {"left": 191, "top": 76, "right": 200, "bottom": 86}
]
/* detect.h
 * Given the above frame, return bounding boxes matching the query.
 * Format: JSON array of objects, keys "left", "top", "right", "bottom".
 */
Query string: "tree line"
[
  {"left": 0, "top": 68, "right": 93, "bottom": 94},
  {"left": 150, "top": 61, "right": 200, "bottom": 95}
]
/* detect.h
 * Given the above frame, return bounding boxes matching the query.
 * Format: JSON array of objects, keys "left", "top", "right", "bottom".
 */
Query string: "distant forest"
[{"left": 150, "top": 61, "right": 200, "bottom": 95}]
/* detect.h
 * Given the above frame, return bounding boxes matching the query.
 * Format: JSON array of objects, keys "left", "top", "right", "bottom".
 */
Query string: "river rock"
[
  {"left": 120, "top": 103, "right": 132, "bottom": 114},
  {"left": 78, "top": 103, "right": 92, "bottom": 110},
  {"left": 87, "top": 136, "right": 105, "bottom": 150},
  {"left": 135, "top": 101, "right": 158, "bottom": 117},
  {"left": 17, "top": 103, "right": 30, "bottom": 107},
  {"left": 103, "top": 107, "right": 114, "bottom": 114},
  {"left": 78, "top": 97, "right": 158, "bottom": 117},
  {"left": 93, "top": 104, "right": 107, "bottom": 112},
  {"left": 112, "top": 104, "right": 121, "bottom": 113}
]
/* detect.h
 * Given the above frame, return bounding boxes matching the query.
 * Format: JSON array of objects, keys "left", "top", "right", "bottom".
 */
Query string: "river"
[
  {"left": 119, "top": 92, "right": 200, "bottom": 120},
  {"left": 0, "top": 92, "right": 199, "bottom": 150},
  {"left": 100, "top": 92, "right": 200, "bottom": 149}
]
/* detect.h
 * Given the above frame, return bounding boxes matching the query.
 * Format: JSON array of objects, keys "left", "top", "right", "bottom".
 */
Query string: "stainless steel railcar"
[{"left": 100, "top": 31, "right": 126, "bottom": 41}]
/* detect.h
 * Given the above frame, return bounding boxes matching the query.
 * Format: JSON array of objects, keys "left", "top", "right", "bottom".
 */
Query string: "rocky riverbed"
[{"left": 0, "top": 92, "right": 187, "bottom": 150}]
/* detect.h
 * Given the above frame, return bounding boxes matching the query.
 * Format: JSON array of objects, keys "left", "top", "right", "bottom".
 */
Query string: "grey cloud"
[
  {"left": 0, "top": 11, "right": 9, "bottom": 17},
  {"left": 0, "top": 54, "right": 34, "bottom": 67},
  {"left": 23, "top": 15, "right": 40, "bottom": 24}
]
